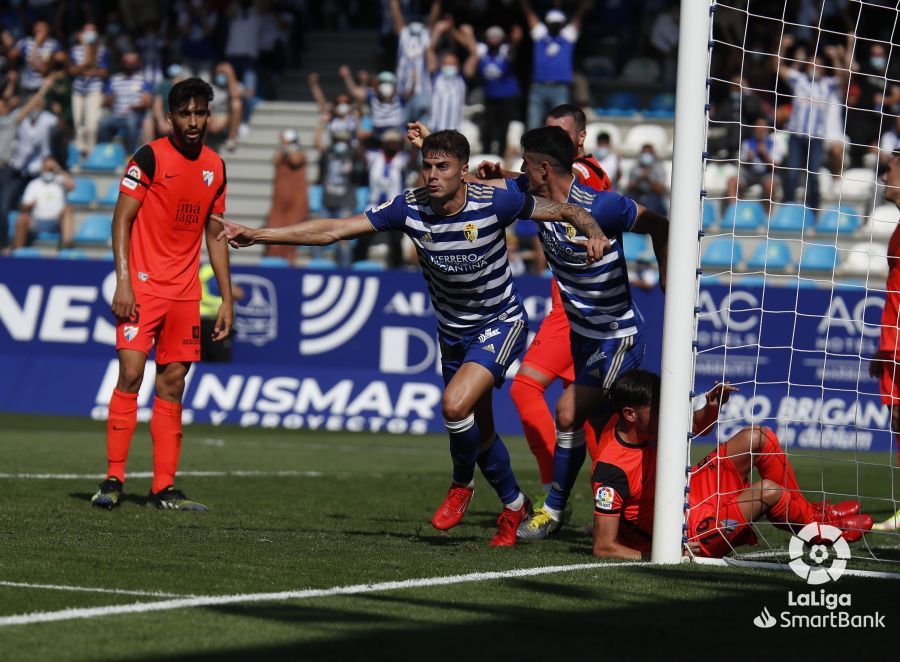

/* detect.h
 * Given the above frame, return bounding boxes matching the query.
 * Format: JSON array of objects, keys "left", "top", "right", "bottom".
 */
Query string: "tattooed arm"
[{"left": 529, "top": 196, "right": 611, "bottom": 263}]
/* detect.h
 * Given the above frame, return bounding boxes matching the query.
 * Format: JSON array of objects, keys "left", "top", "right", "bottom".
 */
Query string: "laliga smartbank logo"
[{"left": 752, "top": 523, "right": 885, "bottom": 629}]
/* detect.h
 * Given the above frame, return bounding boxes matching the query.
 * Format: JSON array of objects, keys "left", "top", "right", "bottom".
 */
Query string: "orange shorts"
[
  {"left": 116, "top": 293, "right": 201, "bottom": 364},
  {"left": 521, "top": 302, "right": 574, "bottom": 382},
  {"left": 686, "top": 446, "right": 757, "bottom": 558}
]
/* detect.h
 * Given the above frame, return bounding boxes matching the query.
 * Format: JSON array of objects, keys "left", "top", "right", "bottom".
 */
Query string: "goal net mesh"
[{"left": 691, "top": 0, "right": 900, "bottom": 568}]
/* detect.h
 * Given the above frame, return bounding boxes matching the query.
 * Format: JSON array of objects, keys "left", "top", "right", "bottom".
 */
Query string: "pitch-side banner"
[{"left": 0, "top": 258, "right": 892, "bottom": 451}]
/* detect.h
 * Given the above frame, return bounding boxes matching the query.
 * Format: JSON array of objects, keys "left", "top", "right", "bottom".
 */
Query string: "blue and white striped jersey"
[
  {"left": 70, "top": 44, "right": 109, "bottom": 95},
  {"left": 366, "top": 182, "right": 534, "bottom": 338},
  {"left": 105, "top": 73, "right": 152, "bottom": 117},
  {"left": 507, "top": 175, "right": 640, "bottom": 340}
]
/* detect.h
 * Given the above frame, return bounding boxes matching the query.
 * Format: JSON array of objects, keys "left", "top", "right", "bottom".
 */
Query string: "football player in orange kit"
[
  {"left": 91, "top": 78, "right": 233, "bottom": 511},
  {"left": 870, "top": 153, "right": 900, "bottom": 531}
]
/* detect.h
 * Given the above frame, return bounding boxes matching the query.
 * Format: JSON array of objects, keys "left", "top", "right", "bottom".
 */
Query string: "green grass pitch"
[{"left": 0, "top": 413, "right": 897, "bottom": 661}]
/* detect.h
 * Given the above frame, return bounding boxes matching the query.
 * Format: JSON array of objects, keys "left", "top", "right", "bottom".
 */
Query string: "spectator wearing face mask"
[
  {"left": 12, "top": 156, "right": 74, "bottom": 250},
  {"left": 225, "top": 0, "right": 261, "bottom": 104},
  {"left": 340, "top": 66, "right": 409, "bottom": 139},
  {"left": 264, "top": 128, "right": 308, "bottom": 266},
  {"left": 308, "top": 72, "right": 360, "bottom": 144},
  {"left": 427, "top": 20, "right": 477, "bottom": 132},
  {"left": 594, "top": 133, "right": 621, "bottom": 190},
  {"left": 317, "top": 127, "right": 366, "bottom": 266},
  {"left": 146, "top": 63, "right": 188, "bottom": 140},
  {"left": 69, "top": 22, "right": 108, "bottom": 157},
  {"left": 520, "top": 0, "right": 593, "bottom": 129},
  {"left": 354, "top": 129, "right": 409, "bottom": 267},
  {"left": 98, "top": 52, "right": 151, "bottom": 155},
  {"left": 467, "top": 24, "right": 522, "bottom": 157},
  {"left": 390, "top": 0, "right": 440, "bottom": 125},
  {"left": 626, "top": 144, "right": 668, "bottom": 216},
  {"left": 209, "top": 62, "right": 243, "bottom": 151},
  {"left": 10, "top": 20, "right": 59, "bottom": 95}
]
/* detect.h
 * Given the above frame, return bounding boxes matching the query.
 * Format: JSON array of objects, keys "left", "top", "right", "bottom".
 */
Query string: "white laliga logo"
[
  {"left": 788, "top": 522, "right": 850, "bottom": 585},
  {"left": 300, "top": 274, "right": 379, "bottom": 355}
]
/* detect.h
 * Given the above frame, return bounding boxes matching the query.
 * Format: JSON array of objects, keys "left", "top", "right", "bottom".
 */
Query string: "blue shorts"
[
  {"left": 570, "top": 329, "right": 646, "bottom": 390},
  {"left": 440, "top": 319, "right": 528, "bottom": 388}
]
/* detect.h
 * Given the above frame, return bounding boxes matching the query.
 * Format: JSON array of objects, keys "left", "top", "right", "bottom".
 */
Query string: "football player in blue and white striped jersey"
[{"left": 215, "top": 129, "right": 610, "bottom": 546}]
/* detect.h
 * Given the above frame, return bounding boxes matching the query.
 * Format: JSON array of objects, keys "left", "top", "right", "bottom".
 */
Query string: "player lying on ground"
[
  {"left": 869, "top": 152, "right": 900, "bottom": 532},
  {"left": 91, "top": 77, "right": 233, "bottom": 511},
  {"left": 409, "top": 121, "right": 668, "bottom": 539},
  {"left": 216, "top": 129, "right": 610, "bottom": 546},
  {"left": 591, "top": 369, "right": 873, "bottom": 560}
]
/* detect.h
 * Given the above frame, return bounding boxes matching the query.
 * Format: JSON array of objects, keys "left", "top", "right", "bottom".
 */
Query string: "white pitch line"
[
  {"left": 0, "top": 470, "right": 322, "bottom": 480},
  {"left": 692, "top": 556, "right": 900, "bottom": 580},
  {"left": 0, "top": 561, "right": 646, "bottom": 627},
  {"left": 0, "top": 581, "right": 195, "bottom": 598}
]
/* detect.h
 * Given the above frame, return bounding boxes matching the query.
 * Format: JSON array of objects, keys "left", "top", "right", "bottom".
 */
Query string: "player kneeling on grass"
[
  {"left": 91, "top": 77, "right": 233, "bottom": 512},
  {"left": 591, "top": 369, "right": 873, "bottom": 560},
  {"left": 216, "top": 129, "right": 612, "bottom": 546}
]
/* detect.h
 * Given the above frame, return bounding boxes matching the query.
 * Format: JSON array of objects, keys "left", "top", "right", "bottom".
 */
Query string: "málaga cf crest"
[{"left": 464, "top": 223, "right": 478, "bottom": 242}]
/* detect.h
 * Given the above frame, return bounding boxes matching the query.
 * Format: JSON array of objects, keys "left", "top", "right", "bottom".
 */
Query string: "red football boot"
[
  {"left": 814, "top": 500, "right": 861, "bottom": 520},
  {"left": 431, "top": 483, "right": 474, "bottom": 530},
  {"left": 834, "top": 514, "right": 874, "bottom": 544},
  {"left": 491, "top": 499, "right": 533, "bottom": 547}
]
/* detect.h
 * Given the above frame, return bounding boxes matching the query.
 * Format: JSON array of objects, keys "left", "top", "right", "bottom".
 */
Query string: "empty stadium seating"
[
  {"left": 702, "top": 237, "right": 742, "bottom": 269},
  {"left": 82, "top": 142, "right": 125, "bottom": 172}
]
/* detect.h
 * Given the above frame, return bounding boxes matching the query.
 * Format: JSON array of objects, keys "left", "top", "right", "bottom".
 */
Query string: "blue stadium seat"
[
  {"left": 701, "top": 237, "right": 743, "bottom": 268},
  {"left": 746, "top": 239, "right": 793, "bottom": 270},
  {"left": 817, "top": 204, "right": 861, "bottom": 234},
  {"left": 35, "top": 226, "right": 60, "bottom": 243},
  {"left": 98, "top": 182, "right": 119, "bottom": 206},
  {"left": 308, "top": 185, "right": 323, "bottom": 215},
  {"left": 702, "top": 199, "right": 720, "bottom": 229},
  {"left": 621, "top": 233, "right": 649, "bottom": 261},
  {"left": 82, "top": 142, "right": 125, "bottom": 172},
  {"left": 351, "top": 259, "right": 386, "bottom": 271},
  {"left": 12, "top": 247, "right": 43, "bottom": 258},
  {"left": 598, "top": 91, "right": 640, "bottom": 116},
  {"left": 304, "top": 257, "right": 337, "bottom": 269},
  {"left": 67, "top": 143, "right": 82, "bottom": 170},
  {"left": 799, "top": 244, "right": 838, "bottom": 272},
  {"left": 257, "top": 256, "right": 291, "bottom": 268},
  {"left": 67, "top": 177, "right": 97, "bottom": 206},
  {"left": 722, "top": 200, "right": 766, "bottom": 231},
  {"left": 355, "top": 186, "right": 370, "bottom": 214},
  {"left": 769, "top": 203, "right": 813, "bottom": 233},
  {"left": 57, "top": 248, "right": 88, "bottom": 259},
  {"left": 74, "top": 214, "right": 112, "bottom": 245},
  {"left": 644, "top": 93, "right": 676, "bottom": 118}
]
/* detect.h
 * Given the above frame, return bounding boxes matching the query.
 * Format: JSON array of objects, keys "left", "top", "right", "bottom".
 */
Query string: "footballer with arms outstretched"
[
  {"left": 216, "top": 129, "right": 611, "bottom": 546},
  {"left": 91, "top": 78, "right": 233, "bottom": 511},
  {"left": 591, "top": 370, "right": 872, "bottom": 560}
]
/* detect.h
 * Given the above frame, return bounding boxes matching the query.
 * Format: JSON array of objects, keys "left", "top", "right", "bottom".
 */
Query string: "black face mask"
[{"left": 548, "top": 23, "right": 562, "bottom": 37}]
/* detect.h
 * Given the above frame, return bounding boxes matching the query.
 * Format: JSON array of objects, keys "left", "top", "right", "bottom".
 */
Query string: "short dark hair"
[
  {"left": 168, "top": 77, "right": 214, "bottom": 113},
  {"left": 547, "top": 103, "right": 586, "bottom": 133},
  {"left": 609, "top": 370, "right": 661, "bottom": 412},
  {"left": 422, "top": 130, "right": 470, "bottom": 163},
  {"left": 520, "top": 126, "right": 575, "bottom": 174}
]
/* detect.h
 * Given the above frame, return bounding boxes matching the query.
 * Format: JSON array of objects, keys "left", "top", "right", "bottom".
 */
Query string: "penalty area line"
[
  {"left": 0, "top": 581, "right": 196, "bottom": 598},
  {"left": 0, "top": 561, "right": 645, "bottom": 627},
  {"left": 0, "top": 470, "right": 323, "bottom": 480}
]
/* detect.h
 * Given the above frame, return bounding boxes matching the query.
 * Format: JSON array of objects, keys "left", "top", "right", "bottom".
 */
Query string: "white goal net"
[{"left": 689, "top": 0, "right": 900, "bottom": 569}]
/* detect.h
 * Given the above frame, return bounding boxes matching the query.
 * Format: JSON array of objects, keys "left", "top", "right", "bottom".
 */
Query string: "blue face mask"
[
  {"left": 871, "top": 56, "right": 886, "bottom": 70},
  {"left": 167, "top": 64, "right": 183, "bottom": 79},
  {"left": 333, "top": 142, "right": 349, "bottom": 155},
  {"left": 441, "top": 65, "right": 458, "bottom": 77},
  {"left": 214, "top": 73, "right": 228, "bottom": 88}
]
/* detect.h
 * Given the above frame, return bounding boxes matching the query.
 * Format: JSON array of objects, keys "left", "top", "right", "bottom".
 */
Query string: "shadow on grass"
[
  {"left": 141, "top": 565, "right": 895, "bottom": 661},
  {"left": 68, "top": 491, "right": 148, "bottom": 507}
]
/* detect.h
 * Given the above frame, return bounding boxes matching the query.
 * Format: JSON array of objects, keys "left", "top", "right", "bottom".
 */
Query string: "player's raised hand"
[
  {"left": 476, "top": 160, "right": 503, "bottom": 179},
  {"left": 578, "top": 232, "right": 611, "bottom": 264},
  {"left": 111, "top": 280, "right": 136, "bottom": 321},
  {"left": 706, "top": 381, "right": 738, "bottom": 408},
  {"left": 406, "top": 121, "right": 431, "bottom": 149},
  {"left": 214, "top": 216, "right": 257, "bottom": 248}
]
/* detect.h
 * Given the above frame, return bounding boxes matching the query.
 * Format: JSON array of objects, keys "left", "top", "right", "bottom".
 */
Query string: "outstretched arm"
[
  {"left": 570, "top": 0, "right": 594, "bottom": 32},
  {"left": 389, "top": 0, "right": 406, "bottom": 34},
  {"left": 630, "top": 205, "right": 668, "bottom": 290},
  {"left": 692, "top": 382, "right": 739, "bottom": 436},
  {"left": 215, "top": 214, "right": 375, "bottom": 247},
  {"left": 519, "top": 0, "right": 539, "bottom": 30},
  {"left": 529, "top": 197, "right": 611, "bottom": 262},
  {"left": 339, "top": 65, "right": 366, "bottom": 102},
  {"left": 205, "top": 217, "right": 234, "bottom": 342}
]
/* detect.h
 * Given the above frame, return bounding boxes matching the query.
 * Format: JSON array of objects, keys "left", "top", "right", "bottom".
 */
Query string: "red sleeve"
[
  {"left": 119, "top": 144, "right": 154, "bottom": 202},
  {"left": 212, "top": 159, "right": 227, "bottom": 215},
  {"left": 881, "top": 289, "right": 900, "bottom": 357}
]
